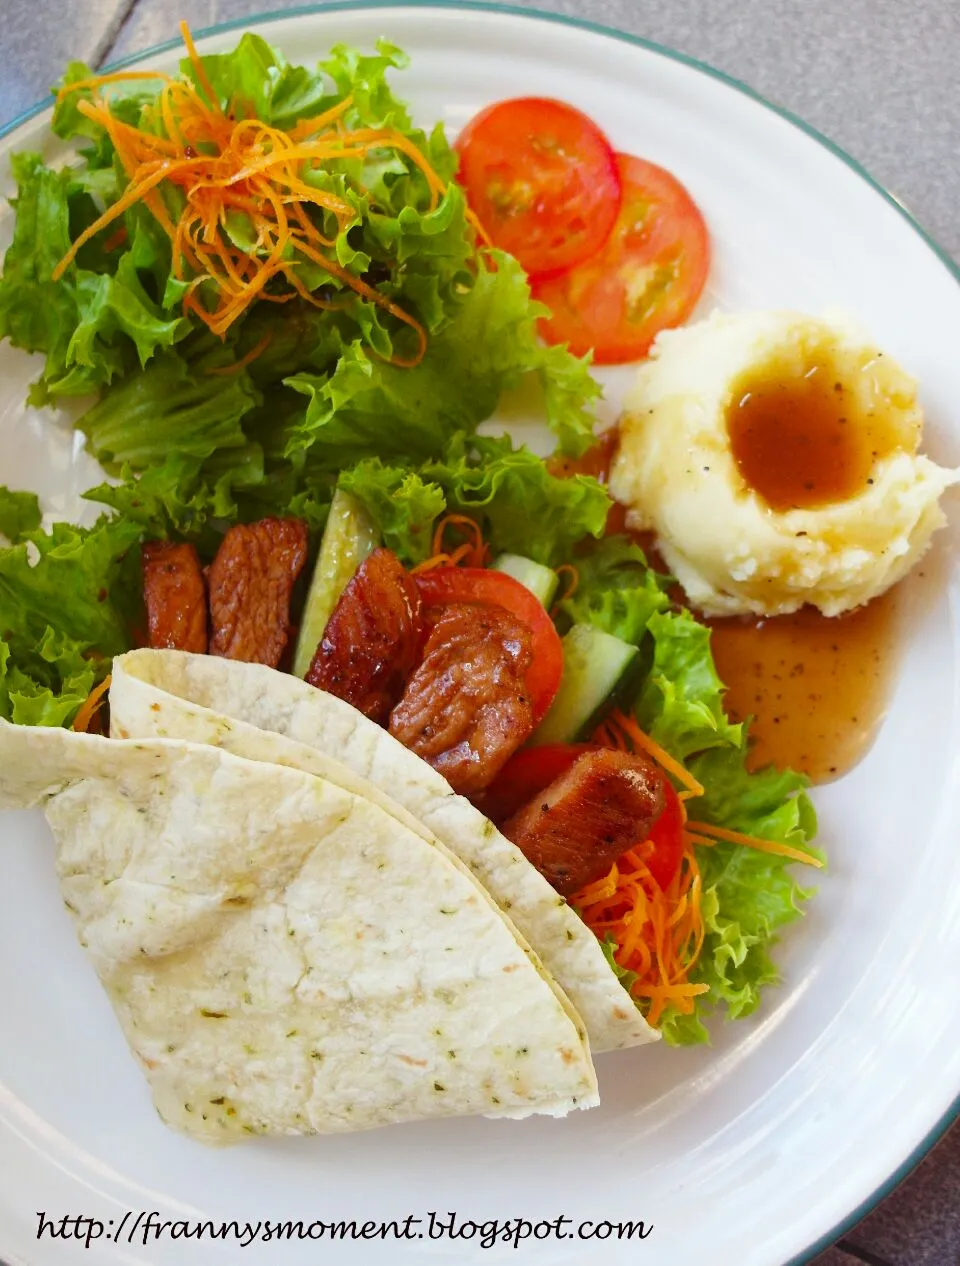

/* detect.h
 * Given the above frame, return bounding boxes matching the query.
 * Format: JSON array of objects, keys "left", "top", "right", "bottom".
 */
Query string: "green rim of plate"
[{"left": 0, "top": 4, "right": 957, "bottom": 1262}]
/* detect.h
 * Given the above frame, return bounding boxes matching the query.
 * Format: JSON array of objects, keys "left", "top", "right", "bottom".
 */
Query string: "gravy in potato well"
[{"left": 725, "top": 355, "right": 905, "bottom": 511}]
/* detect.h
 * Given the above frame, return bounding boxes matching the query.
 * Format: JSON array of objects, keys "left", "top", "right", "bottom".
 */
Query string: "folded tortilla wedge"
[
  {"left": 110, "top": 649, "right": 657, "bottom": 1053},
  {"left": 0, "top": 719, "right": 598, "bottom": 1142}
]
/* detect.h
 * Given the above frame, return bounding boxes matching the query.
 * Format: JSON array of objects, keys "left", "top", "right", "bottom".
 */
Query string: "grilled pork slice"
[
  {"left": 306, "top": 548, "right": 424, "bottom": 724},
  {"left": 141, "top": 541, "right": 208, "bottom": 653},
  {"left": 501, "top": 749, "right": 665, "bottom": 896},
  {"left": 207, "top": 518, "right": 308, "bottom": 667},
  {"left": 389, "top": 602, "right": 535, "bottom": 795}
]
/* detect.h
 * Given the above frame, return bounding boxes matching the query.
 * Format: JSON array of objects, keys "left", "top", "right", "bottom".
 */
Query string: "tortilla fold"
[
  {"left": 0, "top": 719, "right": 598, "bottom": 1142},
  {"left": 109, "top": 649, "right": 657, "bottom": 1052}
]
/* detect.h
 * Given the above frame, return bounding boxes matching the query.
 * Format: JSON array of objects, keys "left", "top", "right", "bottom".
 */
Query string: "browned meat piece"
[
  {"left": 306, "top": 548, "right": 423, "bottom": 724},
  {"left": 207, "top": 518, "right": 308, "bottom": 667},
  {"left": 389, "top": 602, "right": 535, "bottom": 795},
  {"left": 141, "top": 541, "right": 208, "bottom": 653},
  {"left": 500, "top": 749, "right": 665, "bottom": 897}
]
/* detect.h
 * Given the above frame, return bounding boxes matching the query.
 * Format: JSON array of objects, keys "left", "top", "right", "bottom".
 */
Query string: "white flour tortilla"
[
  {"left": 110, "top": 649, "right": 656, "bottom": 1052},
  {"left": 0, "top": 719, "right": 598, "bottom": 1142}
]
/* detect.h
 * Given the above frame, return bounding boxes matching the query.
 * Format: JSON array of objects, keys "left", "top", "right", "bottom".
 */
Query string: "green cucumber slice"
[
  {"left": 532, "top": 623, "right": 638, "bottom": 745},
  {"left": 492, "top": 553, "right": 559, "bottom": 607},
  {"left": 292, "top": 489, "right": 378, "bottom": 679}
]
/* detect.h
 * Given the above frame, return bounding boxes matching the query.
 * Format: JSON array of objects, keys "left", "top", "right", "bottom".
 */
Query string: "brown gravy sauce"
[
  {"left": 707, "top": 594, "right": 904, "bottom": 783},
  {"left": 726, "top": 358, "right": 900, "bottom": 511},
  {"left": 554, "top": 430, "right": 917, "bottom": 785}
]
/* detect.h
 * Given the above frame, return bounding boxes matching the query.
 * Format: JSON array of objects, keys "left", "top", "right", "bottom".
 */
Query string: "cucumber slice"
[
  {"left": 292, "top": 489, "right": 378, "bottom": 679},
  {"left": 531, "top": 623, "right": 638, "bottom": 745},
  {"left": 493, "top": 553, "right": 559, "bottom": 608}
]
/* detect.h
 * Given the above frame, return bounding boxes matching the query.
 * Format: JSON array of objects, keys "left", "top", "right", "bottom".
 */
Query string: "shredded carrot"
[
  {"left": 596, "top": 709, "right": 705, "bottom": 798},
  {"left": 681, "top": 831, "right": 717, "bottom": 848},
  {"left": 288, "top": 94, "right": 356, "bottom": 141},
  {"left": 49, "top": 23, "right": 490, "bottom": 356},
  {"left": 576, "top": 702, "right": 820, "bottom": 1028},
  {"left": 178, "top": 19, "right": 223, "bottom": 116},
  {"left": 572, "top": 837, "right": 707, "bottom": 1027},
  {"left": 72, "top": 675, "right": 112, "bottom": 735},
  {"left": 635, "top": 983, "right": 711, "bottom": 999},
  {"left": 205, "top": 332, "right": 273, "bottom": 375},
  {"left": 575, "top": 865, "right": 619, "bottom": 908},
  {"left": 411, "top": 514, "right": 490, "bottom": 574},
  {"left": 102, "top": 226, "right": 128, "bottom": 253},
  {"left": 57, "top": 70, "right": 170, "bottom": 99},
  {"left": 686, "top": 820, "right": 823, "bottom": 868},
  {"left": 552, "top": 563, "right": 579, "bottom": 608}
]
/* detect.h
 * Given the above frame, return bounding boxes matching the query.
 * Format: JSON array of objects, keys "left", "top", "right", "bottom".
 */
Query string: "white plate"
[{"left": 1, "top": 6, "right": 958, "bottom": 1265}]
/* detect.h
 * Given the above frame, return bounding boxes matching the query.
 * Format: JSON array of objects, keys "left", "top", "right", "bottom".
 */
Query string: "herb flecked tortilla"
[
  {"left": 0, "top": 719, "right": 598, "bottom": 1142},
  {"left": 109, "top": 649, "right": 657, "bottom": 1053}
]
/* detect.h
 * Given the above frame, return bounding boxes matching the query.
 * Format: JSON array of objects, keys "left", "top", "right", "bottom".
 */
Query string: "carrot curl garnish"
[
  {"left": 411, "top": 514, "right": 489, "bottom": 574},
  {"left": 685, "top": 820, "right": 823, "bottom": 868},
  {"left": 50, "top": 23, "right": 489, "bottom": 365}
]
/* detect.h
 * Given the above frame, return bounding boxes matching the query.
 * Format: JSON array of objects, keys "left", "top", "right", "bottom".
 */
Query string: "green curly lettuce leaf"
[
  {"left": 339, "top": 434, "right": 610, "bottom": 567},
  {"left": 619, "top": 610, "right": 822, "bottom": 1044},
  {"left": 0, "top": 488, "right": 43, "bottom": 543},
  {"left": 0, "top": 514, "right": 141, "bottom": 726},
  {"left": 559, "top": 535, "right": 672, "bottom": 644}
]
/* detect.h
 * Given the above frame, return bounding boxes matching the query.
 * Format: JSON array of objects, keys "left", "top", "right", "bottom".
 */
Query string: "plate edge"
[{"left": 0, "top": 4, "right": 957, "bottom": 1265}]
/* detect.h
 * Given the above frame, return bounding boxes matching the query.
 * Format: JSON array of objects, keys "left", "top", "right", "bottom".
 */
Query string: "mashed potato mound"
[{"left": 609, "top": 310, "right": 959, "bottom": 617}]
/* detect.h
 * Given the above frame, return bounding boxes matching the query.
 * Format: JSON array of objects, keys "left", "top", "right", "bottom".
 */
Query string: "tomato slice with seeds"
[
  {"left": 533, "top": 153, "right": 709, "bottom": 364},
  {"left": 414, "top": 567, "right": 563, "bottom": 724},
  {"left": 455, "top": 97, "right": 621, "bottom": 279}
]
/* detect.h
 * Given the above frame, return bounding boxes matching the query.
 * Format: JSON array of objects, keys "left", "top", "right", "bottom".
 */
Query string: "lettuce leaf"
[
  {"left": 0, "top": 514, "right": 141, "bottom": 725},
  {"left": 621, "top": 608, "right": 821, "bottom": 1045},
  {"left": 336, "top": 465, "right": 445, "bottom": 562},
  {"left": 559, "top": 536, "right": 671, "bottom": 643},
  {"left": 284, "top": 252, "right": 598, "bottom": 466},
  {"left": 0, "top": 488, "right": 42, "bottom": 543},
  {"left": 0, "top": 153, "right": 83, "bottom": 389},
  {"left": 0, "top": 629, "right": 98, "bottom": 727},
  {"left": 636, "top": 609, "right": 742, "bottom": 760},
  {"left": 430, "top": 436, "right": 610, "bottom": 564},
  {"left": 659, "top": 743, "right": 821, "bottom": 1045},
  {"left": 339, "top": 435, "right": 610, "bottom": 566},
  {"left": 185, "top": 33, "right": 331, "bottom": 128},
  {"left": 66, "top": 253, "right": 188, "bottom": 376},
  {"left": 0, "top": 516, "right": 141, "bottom": 653},
  {"left": 83, "top": 445, "right": 331, "bottom": 554},
  {"left": 0, "top": 153, "right": 185, "bottom": 398},
  {"left": 77, "top": 348, "right": 260, "bottom": 470}
]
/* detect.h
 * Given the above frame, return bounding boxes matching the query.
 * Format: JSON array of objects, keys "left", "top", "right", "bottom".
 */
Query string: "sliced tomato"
[
  {"left": 533, "top": 153, "right": 709, "bottom": 364},
  {"left": 455, "top": 97, "right": 621, "bottom": 279},
  {"left": 476, "top": 742, "right": 595, "bottom": 823},
  {"left": 413, "top": 567, "right": 563, "bottom": 723},
  {"left": 644, "top": 779, "right": 684, "bottom": 891}
]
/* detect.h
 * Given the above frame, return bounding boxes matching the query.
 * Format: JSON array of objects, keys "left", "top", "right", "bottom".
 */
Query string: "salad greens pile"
[{"left": 0, "top": 31, "right": 818, "bottom": 1045}]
